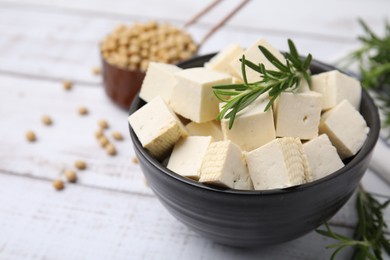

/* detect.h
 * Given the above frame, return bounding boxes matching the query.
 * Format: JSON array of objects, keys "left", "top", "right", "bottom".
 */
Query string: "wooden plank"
[
  {"left": 0, "top": 1, "right": 388, "bottom": 259},
  {"left": 1, "top": 74, "right": 389, "bottom": 198},
  {"left": 1, "top": 0, "right": 389, "bottom": 40},
  {"left": 0, "top": 76, "right": 388, "bottom": 258},
  {"left": 0, "top": 74, "right": 151, "bottom": 195},
  {"left": 0, "top": 173, "right": 359, "bottom": 260},
  {"left": 0, "top": 6, "right": 112, "bottom": 84},
  {"left": 0, "top": 5, "right": 369, "bottom": 84}
]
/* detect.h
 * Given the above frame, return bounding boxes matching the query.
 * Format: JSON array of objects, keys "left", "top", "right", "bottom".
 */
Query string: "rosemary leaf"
[
  {"left": 242, "top": 54, "right": 249, "bottom": 84},
  {"left": 212, "top": 84, "right": 249, "bottom": 90},
  {"left": 259, "top": 45, "right": 289, "bottom": 72},
  {"left": 340, "top": 18, "right": 390, "bottom": 134},
  {"left": 288, "top": 38, "right": 299, "bottom": 58},
  {"left": 213, "top": 39, "right": 311, "bottom": 129},
  {"left": 316, "top": 186, "right": 390, "bottom": 259},
  {"left": 242, "top": 58, "right": 262, "bottom": 73}
]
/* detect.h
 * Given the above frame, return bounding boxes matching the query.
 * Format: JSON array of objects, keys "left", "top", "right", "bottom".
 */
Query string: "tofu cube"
[
  {"left": 186, "top": 121, "right": 223, "bottom": 141},
  {"left": 275, "top": 91, "right": 322, "bottom": 140},
  {"left": 170, "top": 68, "right": 232, "bottom": 123},
  {"left": 220, "top": 94, "right": 276, "bottom": 151},
  {"left": 204, "top": 44, "right": 243, "bottom": 78},
  {"left": 139, "top": 62, "right": 182, "bottom": 103},
  {"left": 319, "top": 100, "right": 369, "bottom": 159},
  {"left": 232, "top": 77, "right": 243, "bottom": 84},
  {"left": 311, "top": 70, "right": 362, "bottom": 110},
  {"left": 128, "top": 96, "right": 187, "bottom": 160},
  {"left": 230, "top": 39, "right": 286, "bottom": 83},
  {"left": 167, "top": 136, "right": 213, "bottom": 180},
  {"left": 200, "top": 141, "right": 253, "bottom": 190},
  {"left": 245, "top": 137, "right": 307, "bottom": 190},
  {"left": 295, "top": 79, "right": 311, "bottom": 93},
  {"left": 303, "top": 134, "right": 344, "bottom": 182}
]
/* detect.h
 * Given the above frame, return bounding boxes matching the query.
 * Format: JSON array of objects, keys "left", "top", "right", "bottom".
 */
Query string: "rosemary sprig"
[
  {"left": 340, "top": 18, "right": 390, "bottom": 134},
  {"left": 213, "top": 39, "right": 312, "bottom": 129},
  {"left": 316, "top": 186, "right": 390, "bottom": 260}
]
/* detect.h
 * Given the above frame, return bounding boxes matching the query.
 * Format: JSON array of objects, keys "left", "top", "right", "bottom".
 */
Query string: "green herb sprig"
[
  {"left": 341, "top": 18, "right": 390, "bottom": 134},
  {"left": 316, "top": 186, "right": 390, "bottom": 260},
  {"left": 213, "top": 39, "right": 312, "bottom": 129}
]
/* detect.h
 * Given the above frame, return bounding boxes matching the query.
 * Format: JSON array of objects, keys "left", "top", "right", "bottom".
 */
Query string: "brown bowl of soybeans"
[{"left": 100, "top": 21, "right": 198, "bottom": 110}]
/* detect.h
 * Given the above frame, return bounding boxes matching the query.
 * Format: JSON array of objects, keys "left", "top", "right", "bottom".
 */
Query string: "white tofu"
[
  {"left": 303, "top": 134, "right": 344, "bottom": 182},
  {"left": 204, "top": 44, "right": 243, "bottom": 78},
  {"left": 271, "top": 80, "right": 311, "bottom": 127},
  {"left": 139, "top": 62, "right": 182, "bottom": 103},
  {"left": 232, "top": 77, "right": 243, "bottom": 84},
  {"left": 128, "top": 96, "right": 187, "bottom": 159},
  {"left": 311, "top": 70, "right": 362, "bottom": 110},
  {"left": 170, "top": 68, "right": 232, "bottom": 123},
  {"left": 295, "top": 79, "right": 311, "bottom": 93},
  {"left": 230, "top": 39, "right": 286, "bottom": 83},
  {"left": 319, "top": 100, "right": 369, "bottom": 159},
  {"left": 275, "top": 91, "right": 322, "bottom": 140},
  {"left": 220, "top": 94, "right": 276, "bottom": 151},
  {"left": 185, "top": 121, "right": 223, "bottom": 141},
  {"left": 200, "top": 141, "right": 253, "bottom": 190},
  {"left": 245, "top": 137, "right": 307, "bottom": 190},
  {"left": 167, "top": 136, "right": 213, "bottom": 180}
]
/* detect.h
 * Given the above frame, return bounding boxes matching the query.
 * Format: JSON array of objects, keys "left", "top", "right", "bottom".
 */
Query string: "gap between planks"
[
  {"left": 0, "top": 70, "right": 101, "bottom": 87},
  {"left": 0, "top": 74, "right": 149, "bottom": 195},
  {"left": 0, "top": 171, "right": 373, "bottom": 234},
  {"left": 2, "top": 165, "right": 388, "bottom": 202},
  {"left": 0, "top": 168, "right": 155, "bottom": 198},
  {"left": 0, "top": 0, "right": 357, "bottom": 44},
  {"left": 1, "top": 168, "right": 389, "bottom": 236},
  {"left": 0, "top": 3, "right": 365, "bottom": 85},
  {"left": 0, "top": 172, "right": 358, "bottom": 260},
  {"left": 3, "top": 74, "right": 386, "bottom": 235}
]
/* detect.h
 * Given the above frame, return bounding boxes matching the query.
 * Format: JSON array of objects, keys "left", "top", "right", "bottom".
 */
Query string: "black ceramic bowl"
[{"left": 128, "top": 54, "right": 380, "bottom": 247}]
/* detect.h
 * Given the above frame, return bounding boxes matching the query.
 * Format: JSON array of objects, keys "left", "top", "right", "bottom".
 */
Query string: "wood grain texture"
[
  {"left": 1, "top": 74, "right": 388, "bottom": 198},
  {"left": 0, "top": 74, "right": 151, "bottom": 195},
  {"left": 1, "top": 1, "right": 387, "bottom": 84},
  {"left": 0, "top": 174, "right": 358, "bottom": 260},
  {"left": 1, "top": 0, "right": 389, "bottom": 39},
  {"left": 0, "top": 0, "right": 389, "bottom": 259}
]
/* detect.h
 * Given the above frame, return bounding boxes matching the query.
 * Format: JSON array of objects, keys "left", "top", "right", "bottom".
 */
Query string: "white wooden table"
[{"left": 0, "top": 1, "right": 389, "bottom": 259}]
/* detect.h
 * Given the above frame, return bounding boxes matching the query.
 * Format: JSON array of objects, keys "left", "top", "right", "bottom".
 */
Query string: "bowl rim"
[{"left": 129, "top": 53, "right": 381, "bottom": 196}]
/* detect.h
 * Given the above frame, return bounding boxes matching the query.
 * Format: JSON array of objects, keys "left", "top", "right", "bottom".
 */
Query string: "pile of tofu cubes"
[{"left": 129, "top": 38, "right": 369, "bottom": 191}]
